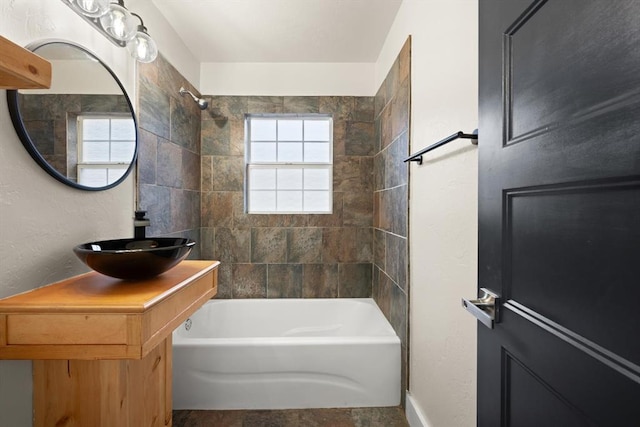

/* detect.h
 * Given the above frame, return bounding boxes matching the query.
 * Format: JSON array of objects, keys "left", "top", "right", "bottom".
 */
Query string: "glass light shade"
[
  {"left": 127, "top": 30, "right": 158, "bottom": 63},
  {"left": 99, "top": 3, "right": 137, "bottom": 42},
  {"left": 74, "top": 0, "right": 110, "bottom": 17}
]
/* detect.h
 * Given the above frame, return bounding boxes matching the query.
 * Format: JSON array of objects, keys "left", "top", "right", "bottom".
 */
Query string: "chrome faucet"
[{"left": 134, "top": 210, "right": 150, "bottom": 240}]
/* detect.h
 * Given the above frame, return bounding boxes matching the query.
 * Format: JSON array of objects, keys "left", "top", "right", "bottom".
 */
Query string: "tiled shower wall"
[
  {"left": 136, "top": 45, "right": 410, "bottom": 402},
  {"left": 137, "top": 54, "right": 202, "bottom": 256},
  {"left": 373, "top": 38, "right": 411, "bottom": 402},
  {"left": 17, "top": 94, "right": 130, "bottom": 180},
  {"left": 199, "top": 96, "right": 376, "bottom": 299}
]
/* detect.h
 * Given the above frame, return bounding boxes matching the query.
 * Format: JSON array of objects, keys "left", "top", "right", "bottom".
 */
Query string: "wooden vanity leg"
[
  {"left": 33, "top": 337, "right": 172, "bottom": 427},
  {"left": 165, "top": 335, "right": 173, "bottom": 426}
]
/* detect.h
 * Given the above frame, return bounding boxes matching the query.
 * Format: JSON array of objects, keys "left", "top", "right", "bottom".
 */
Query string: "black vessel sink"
[{"left": 73, "top": 238, "right": 195, "bottom": 280}]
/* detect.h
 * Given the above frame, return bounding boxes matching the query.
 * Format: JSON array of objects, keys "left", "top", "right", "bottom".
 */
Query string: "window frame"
[
  {"left": 76, "top": 114, "right": 136, "bottom": 187},
  {"left": 245, "top": 114, "right": 333, "bottom": 214}
]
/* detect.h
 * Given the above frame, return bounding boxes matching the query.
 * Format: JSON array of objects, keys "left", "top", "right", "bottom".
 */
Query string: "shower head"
[{"left": 179, "top": 87, "right": 208, "bottom": 110}]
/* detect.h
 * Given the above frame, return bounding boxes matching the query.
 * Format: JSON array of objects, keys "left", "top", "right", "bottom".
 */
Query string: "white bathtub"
[{"left": 172, "top": 298, "right": 400, "bottom": 410}]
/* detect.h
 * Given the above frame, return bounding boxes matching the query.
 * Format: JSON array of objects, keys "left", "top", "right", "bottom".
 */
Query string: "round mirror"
[{"left": 7, "top": 40, "right": 137, "bottom": 191}]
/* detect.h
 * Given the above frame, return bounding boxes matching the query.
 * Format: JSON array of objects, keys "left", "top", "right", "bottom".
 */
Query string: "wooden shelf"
[
  {"left": 0, "top": 260, "right": 219, "bottom": 360},
  {"left": 0, "top": 35, "right": 51, "bottom": 89}
]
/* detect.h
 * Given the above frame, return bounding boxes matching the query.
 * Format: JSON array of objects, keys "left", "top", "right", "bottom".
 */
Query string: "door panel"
[
  {"left": 506, "top": 1, "right": 640, "bottom": 143},
  {"left": 500, "top": 308, "right": 640, "bottom": 426},
  {"left": 505, "top": 353, "right": 591, "bottom": 427},
  {"left": 508, "top": 182, "right": 640, "bottom": 364},
  {"left": 478, "top": 0, "right": 640, "bottom": 425}
]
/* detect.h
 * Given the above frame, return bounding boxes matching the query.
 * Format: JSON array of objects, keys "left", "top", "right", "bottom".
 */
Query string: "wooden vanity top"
[
  {"left": 0, "top": 260, "right": 217, "bottom": 313},
  {"left": 0, "top": 260, "right": 219, "bottom": 360}
]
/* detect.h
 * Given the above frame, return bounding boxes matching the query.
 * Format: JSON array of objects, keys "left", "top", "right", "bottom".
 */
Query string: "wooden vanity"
[{"left": 0, "top": 260, "right": 219, "bottom": 427}]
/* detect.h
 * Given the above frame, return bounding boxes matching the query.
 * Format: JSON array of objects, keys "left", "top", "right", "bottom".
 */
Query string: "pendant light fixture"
[
  {"left": 73, "top": 0, "right": 110, "bottom": 18},
  {"left": 61, "top": 0, "right": 158, "bottom": 63},
  {"left": 127, "top": 14, "right": 158, "bottom": 63},
  {"left": 99, "top": 0, "right": 138, "bottom": 42}
]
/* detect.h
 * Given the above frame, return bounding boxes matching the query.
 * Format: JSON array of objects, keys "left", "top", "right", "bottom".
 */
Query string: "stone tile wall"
[
  {"left": 135, "top": 50, "right": 409, "bottom": 405},
  {"left": 137, "top": 54, "right": 202, "bottom": 256},
  {"left": 200, "top": 96, "right": 375, "bottom": 298},
  {"left": 17, "top": 94, "right": 130, "bottom": 180},
  {"left": 373, "top": 37, "right": 411, "bottom": 405}
]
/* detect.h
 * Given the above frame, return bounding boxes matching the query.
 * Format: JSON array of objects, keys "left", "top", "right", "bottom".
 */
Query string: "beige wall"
[
  {"left": 200, "top": 62, "right": 375, "bottom": 96},
  {"left": 0, "top": 1, "right": 197, "bottom": 425},
  {"left": 376, "top": 1, "right": 478, "bottom": 426},
  {"left": 0, "top": 0, "right": 200, "bottom": 427},
  {"left": 0, "top": 3, "right": 134, "bottom": 425}
]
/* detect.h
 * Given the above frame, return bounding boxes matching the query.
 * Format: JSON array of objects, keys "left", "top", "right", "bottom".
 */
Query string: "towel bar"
[{"left": 404, "top": 129, "right": 478, "bottom": 165}]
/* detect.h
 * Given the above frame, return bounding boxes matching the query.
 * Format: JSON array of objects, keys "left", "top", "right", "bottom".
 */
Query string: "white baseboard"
[{"left": 405, "top": 391, "right": 431, "bottom": 427}]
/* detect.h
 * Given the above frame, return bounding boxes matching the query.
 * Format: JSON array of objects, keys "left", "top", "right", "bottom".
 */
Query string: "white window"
[
  {"left": 77, "top": 115, "right": 135, "bottom": 187},
  {"left": 246, "top": 115, "right": 333, "bottom": 214}
]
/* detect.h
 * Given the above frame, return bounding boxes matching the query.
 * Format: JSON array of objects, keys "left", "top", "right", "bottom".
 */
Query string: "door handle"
[{"left": 462, "top": 288, "right": 501, "bottom": 329}]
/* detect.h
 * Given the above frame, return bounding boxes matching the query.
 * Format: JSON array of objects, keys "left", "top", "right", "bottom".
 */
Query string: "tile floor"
[{"left": 172, "top": 407, "right": 409, "bottom": 427}]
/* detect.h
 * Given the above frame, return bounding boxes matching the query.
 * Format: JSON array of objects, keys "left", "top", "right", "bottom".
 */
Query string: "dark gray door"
[{"left": 477, "top": 0, "right": 640, "bottom": 425}]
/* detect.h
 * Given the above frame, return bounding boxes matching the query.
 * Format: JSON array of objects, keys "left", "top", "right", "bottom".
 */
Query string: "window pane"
[
  {"left": 107, "top": 167, "right": 127, "bottom": 184},
  {"left": 304, "top": 142, "right": 331, "bottom": 163},
  {"left": 277, "top": 168, "right": 303, "bottom": 190},
  {"left": 277, "top": 191, "right": 302, "bottom": 212},
  {"left": 304, "top": 168, "right": 330, "bottom": 190},
  {"left": 250, "top": 191, "right": 276, "bottom": 212},
  {"left": 278, "top": 143, "right": 303, "bottom": 162},
  {"left": 278, "top": 120, "right": 303, "bottom": 141},
  {"left": 246, "top": 115, "right": 333, "bottom": 214},
  {"left": 82, "top": 119, "right": 109, "bottom": 140},
  {"left": 111, "top": 140, "right": 135, "bottom": 162},
  {"left": 111, "top": 119, "right": 135, "bottom": 140},
  {"left": 83, "top": 140, "right": 110, "bottom": 162},
  {"left": 304, "top": 120, "right": 330, "bottom": 141},
  {"left": 304, "top": 190, "right": 331, "bottom": 212},
  {"left": 251, "top": 142, "right": 277, "bottom": 162},
  {"left": 250, "top": 168, "right": 276, "bottom": 190},
  {"left": 79, "top": 168, "right": 107, "bottom": 186},
  {"left": 251, "top": 119, "right": 277, "bottom": 141}
]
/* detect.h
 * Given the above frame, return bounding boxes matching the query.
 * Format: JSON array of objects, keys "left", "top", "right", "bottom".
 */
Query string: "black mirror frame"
[{"left": 6, "top": 40, "right": 138, "bottom": 192}]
